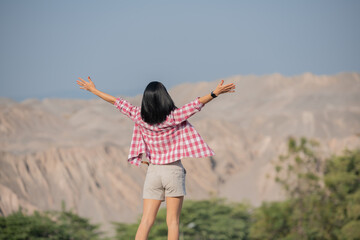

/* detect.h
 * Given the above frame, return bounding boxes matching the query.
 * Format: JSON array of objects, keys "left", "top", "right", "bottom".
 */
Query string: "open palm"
[
  {"left": 213, "top": 80, "right": 236, "bottom": 96},
  {"left": 76, "top": 76, "right": 96, "bottom": 92}
]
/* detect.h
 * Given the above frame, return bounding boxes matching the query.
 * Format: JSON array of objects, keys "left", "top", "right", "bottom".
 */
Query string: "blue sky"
[{"left": 0, "top": 0, "right": 359, "bottom": 101}]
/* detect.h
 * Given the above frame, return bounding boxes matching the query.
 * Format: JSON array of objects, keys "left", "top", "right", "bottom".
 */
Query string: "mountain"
[{"left": 1, "top": 72, "right": 360, "bottom": 236}]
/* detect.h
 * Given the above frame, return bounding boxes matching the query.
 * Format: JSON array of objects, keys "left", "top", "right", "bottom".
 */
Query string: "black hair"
[{"left": 141, "top": 81, "right": 177, "bottom": 125}]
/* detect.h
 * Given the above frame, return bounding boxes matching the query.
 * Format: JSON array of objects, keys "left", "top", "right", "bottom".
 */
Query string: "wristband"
[{"left": 211, "top": 91, "right": 217, "bottom": 98}]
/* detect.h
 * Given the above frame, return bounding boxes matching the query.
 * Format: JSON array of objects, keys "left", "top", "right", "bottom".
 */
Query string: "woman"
[{"left": 76, "top": 77, "right": 235, "bottom": 240}]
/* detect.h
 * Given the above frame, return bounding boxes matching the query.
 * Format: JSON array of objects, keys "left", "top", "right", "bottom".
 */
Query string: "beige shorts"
[{"left": 143, "top": 160, "right": 187, "bottom": 201}]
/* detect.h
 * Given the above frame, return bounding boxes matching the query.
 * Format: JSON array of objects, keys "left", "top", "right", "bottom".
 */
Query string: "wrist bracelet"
[{"left": 211, "top": 91, "right": 217, "bottom": 98}]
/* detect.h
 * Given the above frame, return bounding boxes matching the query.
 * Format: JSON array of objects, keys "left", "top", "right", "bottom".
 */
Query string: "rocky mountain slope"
[{"left": 1, "top": 72, "right": 360, "bottom": 236}]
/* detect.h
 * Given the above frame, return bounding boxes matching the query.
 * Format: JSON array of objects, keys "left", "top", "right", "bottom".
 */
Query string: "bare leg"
[
  {"left": 166, "top": 196, "right": 184, "bottom": 240},
  {"left": 135, "top": 199, "right": 162, "bottom": 240}
]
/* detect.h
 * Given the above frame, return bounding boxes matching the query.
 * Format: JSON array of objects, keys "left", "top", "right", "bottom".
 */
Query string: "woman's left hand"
[{"left": 77, "top": 76, "right": 96, "bottom": 92}]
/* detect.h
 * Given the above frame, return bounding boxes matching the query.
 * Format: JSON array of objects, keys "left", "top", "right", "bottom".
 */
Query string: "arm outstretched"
[
  {"left": 198, "top": 80, "right": 236, "bottom": 105},
  {"left": 170, "top": 79, "right": 236, "bottom": 124},
  {"left": 77, "top": 76, "right": 117, "bottom": 104}
]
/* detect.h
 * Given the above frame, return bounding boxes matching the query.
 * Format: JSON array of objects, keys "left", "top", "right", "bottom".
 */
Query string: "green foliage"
[
  {"left": 324, "top": 148, "right": 360, "bottom": 198},
  {"left": 249, "top": 200, "right": 293, "bottom": 239},
  {"left": 274, "top": 136, "right": 324, "bottom": 199},
  {"left": 250, "top": 137, "right": 360, "bottom": 240},
  {"left": 111, "top": 221, "right": 139, "bottom": 239},
  {"left": 0, "top": 202, "right": 103, "bottom": 240},
  {"left": 324, "top": 148, "right": 360, "bottom": 240},
  {"left": 113, "top": 197, "right": 253, "bottom": 240},
  {"left": 341, "top": 221, "right": 360, "bottom": 240}
]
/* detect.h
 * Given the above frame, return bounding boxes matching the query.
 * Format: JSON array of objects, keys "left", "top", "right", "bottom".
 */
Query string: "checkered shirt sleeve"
[
  {"left": 170, "top": 97, "right": 205, "bottom": 124},
  {"left": 114, "top": 97, "right": 144, "bottom": 166},
  {"left": 113, "top": 97, "right": 140, "bottom": 122}
]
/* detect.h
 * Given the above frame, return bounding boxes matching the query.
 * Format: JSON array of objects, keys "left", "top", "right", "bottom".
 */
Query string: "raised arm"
[
  {"left": 76, "top": 76, "right": 117, "bottom": 104},
  {"left": 171, "top": 80, "right": 236, "bottom": 124},
  {"left": 198, "top": 80, "right": 236, "bottom": 105}
]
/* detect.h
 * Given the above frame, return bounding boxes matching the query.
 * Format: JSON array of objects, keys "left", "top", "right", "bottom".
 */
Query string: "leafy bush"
[{"left": 0, "top": 201, "right": 103, "bottom": 240}]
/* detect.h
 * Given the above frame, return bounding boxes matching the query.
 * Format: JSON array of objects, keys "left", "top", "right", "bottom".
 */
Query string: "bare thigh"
[
  {"left": 166, "top": 196, "right": 184, "bottom": 223},
  {"left": 136, "top": 199, "right": 162, "bottom": 240},
  {"left": 141, "top": 198, "right": 162, "bottom": 224}
]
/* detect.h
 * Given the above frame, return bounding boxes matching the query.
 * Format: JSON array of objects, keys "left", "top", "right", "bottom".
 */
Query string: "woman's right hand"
[
  {"left": 198, "top": 80, "right": 236, "bottom": 105},
  {"left": 213, "top": 80, "right": 236, "bottom": 96}
]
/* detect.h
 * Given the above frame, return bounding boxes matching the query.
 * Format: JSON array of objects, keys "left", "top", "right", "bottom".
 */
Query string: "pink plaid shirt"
[{"left": 114, "top": 97, "right": 215, "bottom": 166}]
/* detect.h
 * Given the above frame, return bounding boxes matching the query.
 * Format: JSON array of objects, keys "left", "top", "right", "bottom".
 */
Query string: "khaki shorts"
[{"left": 143, "top": 160, "right": 187, "bottom": 201}]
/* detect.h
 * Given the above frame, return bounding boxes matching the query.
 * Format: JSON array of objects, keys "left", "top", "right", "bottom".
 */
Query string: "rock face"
[{"left": 1, "top": 72, "right": 360, "bottom": 236}]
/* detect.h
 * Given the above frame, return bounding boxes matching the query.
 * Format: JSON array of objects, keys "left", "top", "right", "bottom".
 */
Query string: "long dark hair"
[{"left": 141, "top": 81, "right": 177, "bottom": 125}]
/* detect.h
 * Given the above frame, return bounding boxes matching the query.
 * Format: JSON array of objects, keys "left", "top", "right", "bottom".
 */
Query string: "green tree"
[
  {"left": 271, "top": 136, "right": 328, "bottom": 239},
  {"left": 324, "top": 148, "right": 360, "bottom": 240},
  {"left": 249, "top": 199, "right": 293, "bottom": 239},
  {"left": 250, "top": 136, "right": 360, "bottom": 240},
  {"left": 0, "top": 201, "right": 104, "bottom": 240}
]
